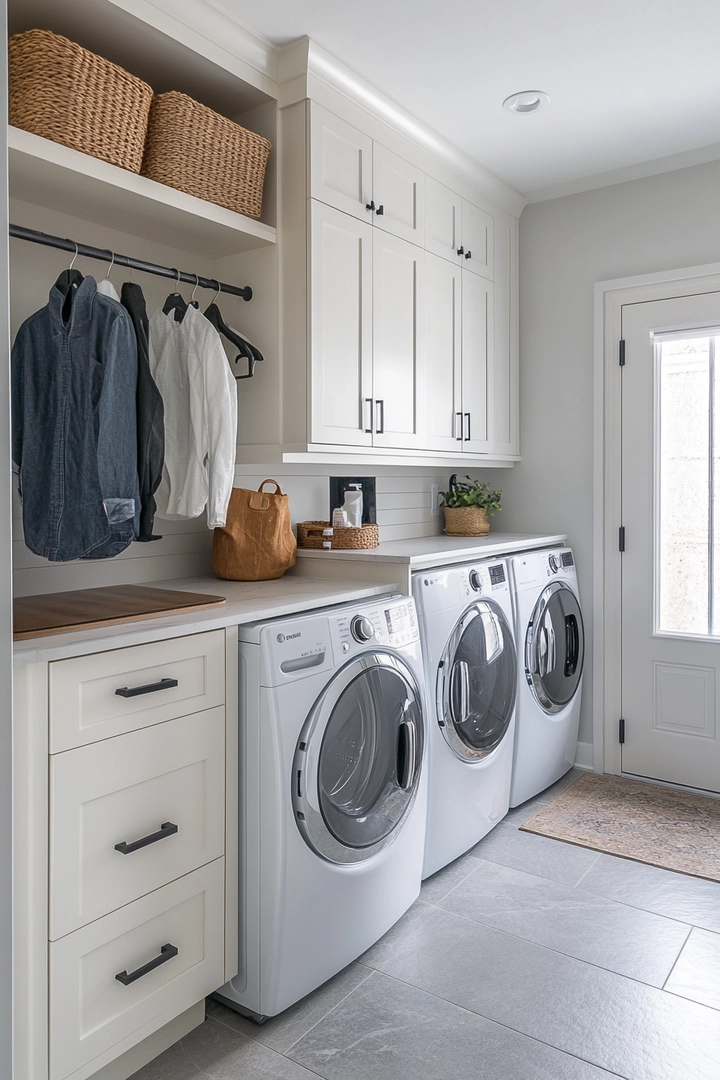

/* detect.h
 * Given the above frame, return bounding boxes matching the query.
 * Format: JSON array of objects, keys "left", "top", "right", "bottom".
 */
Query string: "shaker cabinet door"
[
  {"left": 310, "top": 104, "right": 373, "bottom": 222},
  {"left": 421, "top": 253, "right": 463, "bottom": 452},
  {"left": 425, "top": 178, "right": 462, "bottom": 263},
  {"left": 309, "top": 201, "right": 374, "bottom": 447},
  {"left": 372, "top": 144, "right": 425, "bottom": 246},
  {"left": 461, "top": 199, "right": 494, "bottom": 280},
  {"left": 461, "top": 271, "right": 492, "bottom": 454},
  {"left": 372, "top": 232, "right": 424, "bottom": 450}
]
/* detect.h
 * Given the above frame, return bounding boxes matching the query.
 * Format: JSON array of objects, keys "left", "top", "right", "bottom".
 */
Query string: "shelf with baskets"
[{"left": 8, "top": 126, "right": 277, "bottom": 259}]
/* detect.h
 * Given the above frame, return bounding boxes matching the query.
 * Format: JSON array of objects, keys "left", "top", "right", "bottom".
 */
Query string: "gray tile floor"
[{"left": 131, "top": 770, "right": 720, "bottom": 1080}]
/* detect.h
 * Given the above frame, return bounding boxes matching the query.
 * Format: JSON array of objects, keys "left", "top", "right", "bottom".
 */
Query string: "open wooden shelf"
[{"left": 8, "top": 127, "right": 277, "bottom": 259}]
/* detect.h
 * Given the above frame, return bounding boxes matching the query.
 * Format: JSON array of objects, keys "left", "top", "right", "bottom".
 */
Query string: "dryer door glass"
[
  {"left": 441, "top": 601, "right": 517, "bottom": 761},
  {"left": 526, "top": 582, "right": 584, "bottom": 713},
  {"left": 293, "top": 653, "right": 424, "bottom": 863}
]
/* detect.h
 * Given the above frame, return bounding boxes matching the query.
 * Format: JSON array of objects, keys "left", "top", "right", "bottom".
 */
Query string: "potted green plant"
[{"left": 439, "top": 475, "right": 502, "bottom": 536}]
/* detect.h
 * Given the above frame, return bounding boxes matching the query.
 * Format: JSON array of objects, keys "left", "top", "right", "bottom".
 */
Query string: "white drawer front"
[
  {"left": 49, "top": 630, "right": 225, "bottom": 752},
  {"left": 50, "top": 709, "right": 225, "bottom": 940},
  {"left": 50, "top": 860, "right": 224, "bottom": 1080}
]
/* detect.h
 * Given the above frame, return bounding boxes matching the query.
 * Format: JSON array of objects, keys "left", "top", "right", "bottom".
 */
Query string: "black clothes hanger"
[
  {"left": 162, "top": 269, "right": 198, "bottom": 323},
  {"left": 204, "top": 281, "right": 264, "bottom": 379}
]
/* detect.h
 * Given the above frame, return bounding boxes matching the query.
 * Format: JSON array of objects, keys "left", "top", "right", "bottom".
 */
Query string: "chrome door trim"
[
  {"left": 437, "top": 599, "right": 516, "bottom": 762},
  {"left": 525, "top": 581, "right": 584, "bottom": 714},
  {"left": 292, "top": 651, "right": 424, "bottom": 864}
]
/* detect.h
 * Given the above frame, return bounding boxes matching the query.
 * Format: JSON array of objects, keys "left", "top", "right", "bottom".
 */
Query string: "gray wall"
[{"left": 490, "top": 159, "right": 720, "bottom": 748}]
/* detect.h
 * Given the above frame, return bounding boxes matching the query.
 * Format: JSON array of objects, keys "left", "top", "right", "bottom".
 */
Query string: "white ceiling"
[{"left": 214, "top": 0, "right": 720, "bottom": 198}]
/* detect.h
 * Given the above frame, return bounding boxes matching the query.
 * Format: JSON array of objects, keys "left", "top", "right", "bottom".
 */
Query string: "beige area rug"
[{"left": 520, "top": 772, "right": 720, "bottom": 882}]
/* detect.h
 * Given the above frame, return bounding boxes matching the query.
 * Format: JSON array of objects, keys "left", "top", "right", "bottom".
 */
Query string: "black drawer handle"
[
  {"left": 115, "top": 943, "right": 178, "bottom": 986},
  {"left": 114, "top": 821, "right": 178, "bottom": 855},
  {"left": 115, "top": 677, "right": 178, "bottom": 699}
]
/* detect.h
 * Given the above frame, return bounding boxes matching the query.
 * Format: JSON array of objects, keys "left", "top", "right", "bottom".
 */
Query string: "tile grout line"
[
  {"left": 572, "top": 850, "right": 603, "bottom": 888},
  {"left": 185, "top": 1014, "right": 331, "bottom": 1080},
  {"left": 281, "top": 967, "right": 376, "bottom": 1055},
  {"left": 661, "top": 924, "right": 695, "bottom": 991}
]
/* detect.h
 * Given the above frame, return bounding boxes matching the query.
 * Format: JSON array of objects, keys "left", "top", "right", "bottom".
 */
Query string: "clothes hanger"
[
  {"left": 55, "top": 241, "right": 84, "bottom": 295},
  {"left": 162, "top": 268, "right": 189, "bottom": 322},
  {"left": 204, "top": 280, "right": 263, "bottom": 378}
]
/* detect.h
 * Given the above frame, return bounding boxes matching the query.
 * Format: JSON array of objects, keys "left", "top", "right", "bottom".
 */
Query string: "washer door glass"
[
  {"left": 439, "top": 600, "right": 517, "bottom": 761},
  {"left": 526, "top": 582, "right": 584, "bottom": 713},
  {"left": 293, "top": 653, "right": 424, "bottom": 863}
]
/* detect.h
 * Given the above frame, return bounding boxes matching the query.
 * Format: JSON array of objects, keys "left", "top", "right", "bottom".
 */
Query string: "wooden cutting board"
[{"left": 13, "top": 585, "right": 226, "bottom": 639}]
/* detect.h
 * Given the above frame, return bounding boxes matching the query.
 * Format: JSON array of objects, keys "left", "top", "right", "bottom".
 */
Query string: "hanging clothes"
[
  {"left": 11, "top": 272, "right": 140, "bottom": 561},
  {"left": 149, "top": 303, "right": 237, "bottom": 528},
  {"left": 120, "top": 282, "right": 165, "bottom": 542}
]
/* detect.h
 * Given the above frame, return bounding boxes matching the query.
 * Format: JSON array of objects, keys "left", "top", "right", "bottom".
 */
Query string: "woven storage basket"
[
  {"left": 298, "top": 521, "right": 380, "bottom": 550},
  {"left": 443, "top": 506, "right": 490, "bottom": 537},
  {"left": 8, "top": 29, "right": 152, "bottom": 173},
  {"left": 141, "top": 92, "right": 271, "bottom": 219}
]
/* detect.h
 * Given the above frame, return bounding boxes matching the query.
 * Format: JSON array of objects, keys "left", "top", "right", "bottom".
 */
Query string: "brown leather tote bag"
[{"left": 212, "top": 479, "right": 297, "bottom": 581}]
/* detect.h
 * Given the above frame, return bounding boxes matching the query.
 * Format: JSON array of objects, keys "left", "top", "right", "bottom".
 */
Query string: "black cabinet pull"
[
  {"left": 115, "top": 943, "right": 178, "bottom": 986},
  {"left": 364, "top": 397, "right": 373, "bottom": 433},
  {"left": 375, "top": 399, "right": 385, "bottom": 434},
  {"left": 455, "top": 412, "right": 463, "bottom": 440},
  {"left": 465, "top": 249, "right": 472, "bottom": 260},
  {"left": 114, "top": 821, "right": 178, "bottom": 855},
  {"left": 376, "top": 204, "right": 384, "bottom": 215},
  {"left": 464, "top": 412, "right": 471, "bottom": 441},
  {"left": 366, "top": 200, "right": 376, "bottom": 212},
  {"left": 115, "top": 677, "right": 178, "bottom": 699},
  {"left": 457, "top": 245, "right": 464, "bottom": 256}
]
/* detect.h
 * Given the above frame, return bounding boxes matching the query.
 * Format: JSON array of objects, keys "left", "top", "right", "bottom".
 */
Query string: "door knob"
[
  {"left": 457, "top": 245, "right": 464, "bottom": 256},
  {"left": 366, "top": 200, "right": 376, "bottom": 212},
  {"left": 376, "top": 204, "right": 384, "bottom": 215},
  {"left": 465, "top": 250, "right": 472, "bottom": 259}
]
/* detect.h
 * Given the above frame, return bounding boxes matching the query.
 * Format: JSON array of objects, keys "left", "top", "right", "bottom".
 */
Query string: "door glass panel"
[
  {"left": 531, "top": 588, "right": 584, "bottom": 709},
  {"left": 318, "top": 666, "right": 421, "bottom": 849},
  {"left": 656, "top": 334, "right": 720, "bottom": 635},
  {"left": 448, "top": 603, "right": 516, "bottom": 754}
]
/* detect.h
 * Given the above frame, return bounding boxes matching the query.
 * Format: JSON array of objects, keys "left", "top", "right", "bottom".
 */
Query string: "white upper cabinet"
[
  {"left": 425, "top": 178, "right": 462, "bottom": 264},
  {"left": 461, "top": 199, "right": 494, "bottom": 280},
  {"left": 309, "top": 202, "right": 374, "bottom": 446},
  {"left": 461, "top": 272, "right": 492, "bottom": 454},
  {"left": 310, "top": 106, "right": 373, "bottom": 221},
  {"left": 372, "top": 232, "right": 424, "bottom": 449},
  {"left": 422, "top": 253, "right": 462, "bottom": 452},
  {"left": 372, "top": 144, "right": 424, "bottom": 246},
  {"left": 492, "top": 211, "right": 520, "bottom": 456}
]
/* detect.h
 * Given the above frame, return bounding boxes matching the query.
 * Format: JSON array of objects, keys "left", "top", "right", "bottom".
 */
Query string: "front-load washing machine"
[
  {"left": 509, "top": 547, "right": 585, "bottom": 807},
  {"left": 413, "top": 560, "right": 517, "bottom": 879},
  {"left": 214, "top": 595, "right": 427, "bottom": 1021}
]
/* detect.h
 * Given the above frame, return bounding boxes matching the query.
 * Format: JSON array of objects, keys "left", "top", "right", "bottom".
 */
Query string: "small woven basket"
[
  {"left": 298, "top": 521, "right": 380, "bottom": 550},
  {"left": 8, "top": 29, "right": 153, "bottom": 172},
  {"left": 443, "top": 506, "right": 490, "bottom": 537},
  {"left": 141, "top": 92, "right": 271, "bottom": 219}
]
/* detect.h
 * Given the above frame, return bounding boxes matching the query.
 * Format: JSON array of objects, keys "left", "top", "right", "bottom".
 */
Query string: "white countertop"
[
  {"left": 295, "top": 532, "right": 567, "bottom": 571},
  {"left": 13, "top": 576, "right": 398, "bottom": 667}
]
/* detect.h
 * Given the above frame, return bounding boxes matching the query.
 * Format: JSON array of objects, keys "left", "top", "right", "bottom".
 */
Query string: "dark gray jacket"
[{"left": 12, "top": 271, "right": 140, "bottom": 561}]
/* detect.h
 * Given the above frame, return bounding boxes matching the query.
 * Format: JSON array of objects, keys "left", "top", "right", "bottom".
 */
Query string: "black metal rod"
[{"left": 9, "top": 224, "right": 253, "bottom": 301}]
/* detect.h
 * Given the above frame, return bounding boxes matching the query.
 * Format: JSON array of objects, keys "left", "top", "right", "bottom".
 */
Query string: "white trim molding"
[{"left": 594, "top": 261, "right": 720, "bottom": 778}]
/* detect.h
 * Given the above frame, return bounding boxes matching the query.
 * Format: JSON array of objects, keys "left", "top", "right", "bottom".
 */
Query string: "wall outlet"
[{"left": 431, "top": 483, "right": 440, "bottom": 515}]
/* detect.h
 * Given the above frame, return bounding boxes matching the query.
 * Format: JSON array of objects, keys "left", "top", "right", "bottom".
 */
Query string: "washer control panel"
[
  {"left": 332, "top": 597, "right": 418, "bottom": 657},
  {"left": 460, "top": 561, "right": 510, "bottom": 599}
]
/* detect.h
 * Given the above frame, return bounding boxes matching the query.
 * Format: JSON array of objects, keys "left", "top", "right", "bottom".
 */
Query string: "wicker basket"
[
  {"left": 8, "top": 29, "right": 152, "bottom": 173},
  {"left": 141, "top": 92, "right": 271, "bottom": 219},
  {"left": 298, "top": 521, "right": 380, "bottom": 550},
  {"left": 443, "top": 506, "right": 490, "bottom": 537}
]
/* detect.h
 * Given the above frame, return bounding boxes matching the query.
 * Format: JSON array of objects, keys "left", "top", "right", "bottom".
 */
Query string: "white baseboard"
[
  {"left": 87, "top": 1001, "right": 205, "bottom": 1080},
  {"left": 574, "top": 741, "right": 594, "bottom": 770}
]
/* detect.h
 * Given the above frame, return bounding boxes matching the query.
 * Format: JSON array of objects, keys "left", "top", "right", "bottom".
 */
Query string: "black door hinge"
[
  {"left": 619, "top": 525, "right": 625, "bottom": 552},
  {"left": 619, "top": 717, "right": 626, "bottom": 744},
  {"left": 619, "top": 340, "right": 626, "bottom": 366}
]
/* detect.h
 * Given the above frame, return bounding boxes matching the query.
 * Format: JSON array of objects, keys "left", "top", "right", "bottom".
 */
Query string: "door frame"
[{"left": 594, "top": 262, "right": 720, "bottom": 778}]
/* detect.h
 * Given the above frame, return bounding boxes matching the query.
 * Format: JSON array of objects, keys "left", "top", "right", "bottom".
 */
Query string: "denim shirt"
[{"left": 12, "top": 272, "right": 140, "bottom": 561}]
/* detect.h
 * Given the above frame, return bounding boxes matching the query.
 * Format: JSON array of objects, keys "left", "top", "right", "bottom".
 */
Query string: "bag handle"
[{"left": 249, "top": 479, "right": 284, "bottom": 510}]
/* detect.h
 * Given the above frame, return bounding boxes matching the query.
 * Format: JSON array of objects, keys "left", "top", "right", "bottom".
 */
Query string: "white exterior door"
[
  {"left": 621, "top": 290, "right": 720, "bottom": 792},
  {"left": 460, "top": 271, "right": 492, "bottom": 454},
  {"left": 422, "top": 253, "right": 462, "bottom": 452},
  {"left": 461, "top": 199, "right": 494, "bottom": 279},
  {"left": 309, "top": 202, "right": 373, "bottom": 446},
  {"left": 372, "top": 144, "right": 424, "bottom": 246},
  {"left": 372, "top": 231, "right": 424, "bottom": 449},
  {"left": 425, "top": 178, "right": 462, "bottom": 263},
  {"left": 310, "top": 104, "right": 373, "bottom": 222}
]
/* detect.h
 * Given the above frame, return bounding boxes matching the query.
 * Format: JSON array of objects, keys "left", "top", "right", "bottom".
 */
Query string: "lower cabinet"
[{"left": 50, "top": 860, "right": 225, "bottom": 1080}]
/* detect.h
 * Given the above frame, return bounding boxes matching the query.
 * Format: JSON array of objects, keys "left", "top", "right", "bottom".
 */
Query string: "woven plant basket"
[
  {"left": 298, "top": 521, "right": 380, "bottom": 550},
  {"left": 443, "top": 506, "right": 490, "bottom": 537},
  {"left": 141, "top": 92, "right": 271, "bottom": 219},
  {"left": 8, "top": 29, "right": 152, "bottom": 172}
]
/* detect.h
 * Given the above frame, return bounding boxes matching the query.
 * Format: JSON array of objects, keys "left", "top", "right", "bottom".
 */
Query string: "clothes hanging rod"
[{"left": 8, "top": 224, "right": 253, "bottom": 301}]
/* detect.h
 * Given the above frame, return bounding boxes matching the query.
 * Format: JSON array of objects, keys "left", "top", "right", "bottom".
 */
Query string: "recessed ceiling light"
[{"left": 502, "top": 90, "right": 549, "bottom": 115}]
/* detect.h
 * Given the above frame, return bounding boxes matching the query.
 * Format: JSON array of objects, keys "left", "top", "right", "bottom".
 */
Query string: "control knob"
[
  {"left": 351, "top": 615, "right": 374, "bottom": 642},
  {"left": 469, "top": 569, "right": 483, "bottom": 592},
  {"left": 548, "top": 554, "right": 560, "bottom": 574}
]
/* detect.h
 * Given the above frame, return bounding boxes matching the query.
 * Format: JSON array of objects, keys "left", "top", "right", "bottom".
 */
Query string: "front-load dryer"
[
  {"left": 509, "top": 547, "right": 585, "bottom": 807},
  {"left": 413, "top": 560, "right": 517, "bottom": 879},
  {"left": 214, "top": 595, "right": 427, "bottom": 1021}
]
